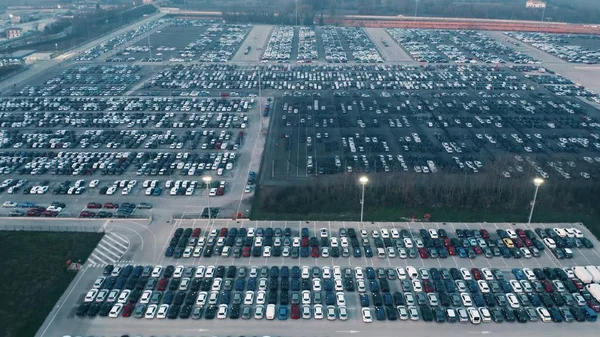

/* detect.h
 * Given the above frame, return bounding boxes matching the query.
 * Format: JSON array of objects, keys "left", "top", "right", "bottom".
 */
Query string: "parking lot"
[
  {"left": 260, "top": 65, "right": 600, "bottom": 182},
  {"left": 39, "top": 220, "right": 600, "bottom": 337},
  {"left": 386, "top": 29, "right": 539, "bottom": 65},
  {"left": 5, "top": 17, "right": 600, "bottom": 337},
  {"left": 505, "top": 32, "right": 600, "bottom": 64}
]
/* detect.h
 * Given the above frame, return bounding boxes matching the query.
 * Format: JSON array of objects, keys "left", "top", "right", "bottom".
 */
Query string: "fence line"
[{"left": 0, "top": 223, "right": 104, "bottom": 233}]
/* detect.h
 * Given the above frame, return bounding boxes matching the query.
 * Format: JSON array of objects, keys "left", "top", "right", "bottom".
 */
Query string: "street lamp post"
[
  {"left": 202, "top": 176, "right": 212, "bottom": 224},
  {"left": 528, "top": 178, "right": 544, "bottom": 225},
  {"left": 359, "top": 176, "right": 368, "bottom": 223}
]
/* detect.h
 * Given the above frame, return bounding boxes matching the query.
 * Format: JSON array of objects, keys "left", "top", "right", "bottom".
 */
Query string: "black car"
[
  {"left": 420, "top": 305, "right": 433, "bottom": 322},
  {"left": 386, "top": 306, "right": 398, "bottom": 320},
  {"left": 103, "top": 265, "right": 114, "bottom": 276},
  {"left": 76, "top": 302, "right": 90, "bottom": 317},
  {"left": 230, "top": 304, "right": 241, "bottom": 319},
  {"left": 179, "top": 304, "right": 193, "bottom": 319},
  {"left": 98, "top": 302, "right": 112, "bottom": 317},
  {"left": 86, "top": 302, "right": 101, "bottom": 317},
  {"left": 204, "top": 305, "right": 216, "bottom": 319},
  {"left": 167, "top": 305, "right": 180, "bottom": 319}
]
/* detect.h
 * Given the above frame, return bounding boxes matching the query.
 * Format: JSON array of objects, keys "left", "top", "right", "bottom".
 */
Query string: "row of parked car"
[
  {"left": 164, "top": 225, "right": 590, "bottom": 260},
  {"left": 76, "top": 263, "right": 600, "bottom": 323}
]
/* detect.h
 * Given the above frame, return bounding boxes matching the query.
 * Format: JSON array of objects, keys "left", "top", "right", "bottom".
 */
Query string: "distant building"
[
  {"left": 6, "top": 27, "right": 22, "bottom": 39},
  {"left": 8, "top": 50, "right": 50, "bottom": 65},
  {"left": 143, "top": 0, "right": 153, "bottom": 3},
  {"left": 526, "top": 0, "right": 546, "bottom": 8},
  {"left": 10, "top": 14, "right": 21, "bottom": 24}
]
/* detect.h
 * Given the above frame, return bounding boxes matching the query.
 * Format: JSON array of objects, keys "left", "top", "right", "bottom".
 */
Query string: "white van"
[
  {"left": 467, "top": 307, "right": 481, "bottom": 324},
  {"left": 266, "top": 304, "right": 276, "bottom": 320},
  {"left": 406, "top": 266, "right": 419, "bottom": 280}
]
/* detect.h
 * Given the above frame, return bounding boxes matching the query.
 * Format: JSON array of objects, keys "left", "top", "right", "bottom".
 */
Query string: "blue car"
[
  {"left": 164, "top": 246, "right": 174, "bottom": 257},
  {"left": 512, "top": 268, "right": 526, "bottom": 280},
  {"left": 278, "top": 306, "right": 288, "bottom": 320},
  {"left": 17, "top": 202, "right": 35, "bottom": 208},
  {"left": 457, "top": 247, "right": 467, "bottom": 258}
]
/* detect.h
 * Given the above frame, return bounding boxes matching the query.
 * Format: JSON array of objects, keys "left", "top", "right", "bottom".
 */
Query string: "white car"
[
  {"left": 196, "top": 292, "right": 208, "bottom": 306},
  {"left": 145, "top": 304, "right": 158, "bottom": 319},
  {"left": 244, "top": 291, "right": 254, "bottom": 305},
  {"left": 509, "top": 280, "right": 523, "bottom": 293},
  {"left": 157, "top": 304, "right": 169, "bottom": 319},
  {"left": 314, "top": 304, "right": 324, "bottom": 320},
  {"left": 302, "top": 290, "right": 311, "bottom": 304},
  {"left": 117, "top": 290, "right": 130, "bottom": 303},
  {"left": 477, "top": 280, "right": 490, "bottom": 293},
  {"left": 92, "top": 277, "right": 105, "bottom": 289},
  {"left": 543, "top": 238, "right": 556, "bottom": 249},
  {"left": 217, "top": 304, "right": 228, "bottom": 319},
  {"left": 263, "top": 246, "right": 272, "bottom": 257},
  {"left": 336, "top": 292, "right": 346, "bottom": 306},
  {"left": 460, "top": 268, "right": 472, "bottom": 280},
  {"left": 481, "top": 268, "right": 494, "bottom": 281},
  {"left": 396, "top": 267, "right": 407, "bottom": 279},
  {"left": 2, "top": 201, "right": 17, "bottom": 208},
  {"left": 362, "top": 307, "right": 372, "bottom": 323},
  {"left": 523, "top": 268, "right": 536, "bottom": 281},
  {"left": 140, "top": 290, "right": 152, "bottom": 304},
  {"left": 301, "top": 266, "right": 310, "bottom": 278},
  {"left": 151, "top": 265, "right": 162, "bottom": 278},
  {"left": 256, "top": 291, "right": 266, "bottom": 305},
  {"left": 506, "top": 293, "right": 520, "bottom": 308},
  {"left": 84, "top": 289, "right": 98, "bottom": 302},
  {"left": 173, "top": 265, "right": 184, "bottom": 278},
  {"left": 212, "top": 278, "right": 223, "bottom": 291},
  {"left": 313, "top": 278, "right": 322, "bottom": 291},
  {"left": 412, "top": 279, "right": 423, "bottom": 292},
  {"left": 109, "top": 303, "right": 123, "bottom": 318},
  {"left": 536, "top": 307, "right": 552, "bottom": 322},
  {"left": 460, "top": 293, "right": 473, "bottom": 307}
]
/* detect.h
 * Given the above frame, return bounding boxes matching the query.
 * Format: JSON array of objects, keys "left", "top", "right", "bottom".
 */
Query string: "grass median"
[{"left": 0, "top": 231, "right": 103, "bottom": 337}]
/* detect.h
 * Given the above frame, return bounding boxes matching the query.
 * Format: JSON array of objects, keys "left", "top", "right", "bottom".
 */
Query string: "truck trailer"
[
  {"left": 574, "top": 266, "right": 594, "bottom": 284},
  {"left": 586, "top": 266, "right": 600, "bottom": 283}
]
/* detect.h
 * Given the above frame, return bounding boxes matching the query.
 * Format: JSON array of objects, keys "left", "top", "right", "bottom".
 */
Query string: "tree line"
[{"left": 255, "top": 159, "right": 600, "bottom": 218}]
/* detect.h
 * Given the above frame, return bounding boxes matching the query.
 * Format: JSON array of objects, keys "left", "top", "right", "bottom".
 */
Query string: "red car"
[
  {"left": 192, "top": 228, "right": 201, "bottom": 237},
  {"left": 516, "top": 228, "right": 526, "bottom": 238},
  {"left": 121, "top": 303, "right": 135, "bottom": 317},
  {"left": 301, "top": 237, "right": 309, "bottom": 247},
  {"left": 219, "top": 228, "right": 228, "bottom": 237},
  {"left": 42, "top": 210, "right": 58, "bottom": 217},
  {"left": 473, "top": 246, "right": 483, "bottom": 255},
  {"left": 311, "top": 246, "right": 319, "bottom": 258},
  {"left": 79, "top": 211, "right": 96, "bottom": 218},
  {"left": 589, "top": 299, "right": 600, "bottom": 312},
  {"left": 443, "top": 238, "right": 452, "bottom": 247},
  {"left": 542, "top": 280, "right": 554, "bottom": 293},
  {"left": 26, "top": 209, "right": 42, "bottom": 217},
  {"left": 87, "top": 202, "right": 102, "bottom": 209},
  {"left": 157, "top": 278, "right": 168, "bottom": 291},
  {"left": 572, "top": 278, "right": 584, "bottom": 290},
  {"left": 418, "top": 248, "right": 429, "bottom": 259},
  {"left": 471, "top": 268, "right": 483, "bottom": 280},
  {"left": 243, "top": 246, "right": 251, "bottom": 257},
  {"left": 523, "top": 238, "right": 532, "bottom": 247},
  {"left": 104, "top": 202, "right": 119, "bottom": 209},
  {"left": 448, "top": 246, "right": 457, "bottom": 256},
  {"left": 513, "top": 238, "right": 524, "bottom": 248},
  {"left": 291, "top": 304, "right": 300, "bottom": 319},
  {"left": 423, "top": 280, "right": 434, "bottom": 293},
  {"left": 479, "top": 229, "right": 490, "bottom": 239}
]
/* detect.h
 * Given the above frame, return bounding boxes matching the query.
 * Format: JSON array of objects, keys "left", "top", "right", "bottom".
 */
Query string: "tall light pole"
[
  {"left": 527, "top": 178, "right": 544, "bottom": 225},
  {"left": 359, "top": 176, "right": 368, "bottom": 223},
  {"left": 203, "top": 176, "right": 212, "bottom": 224}
]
